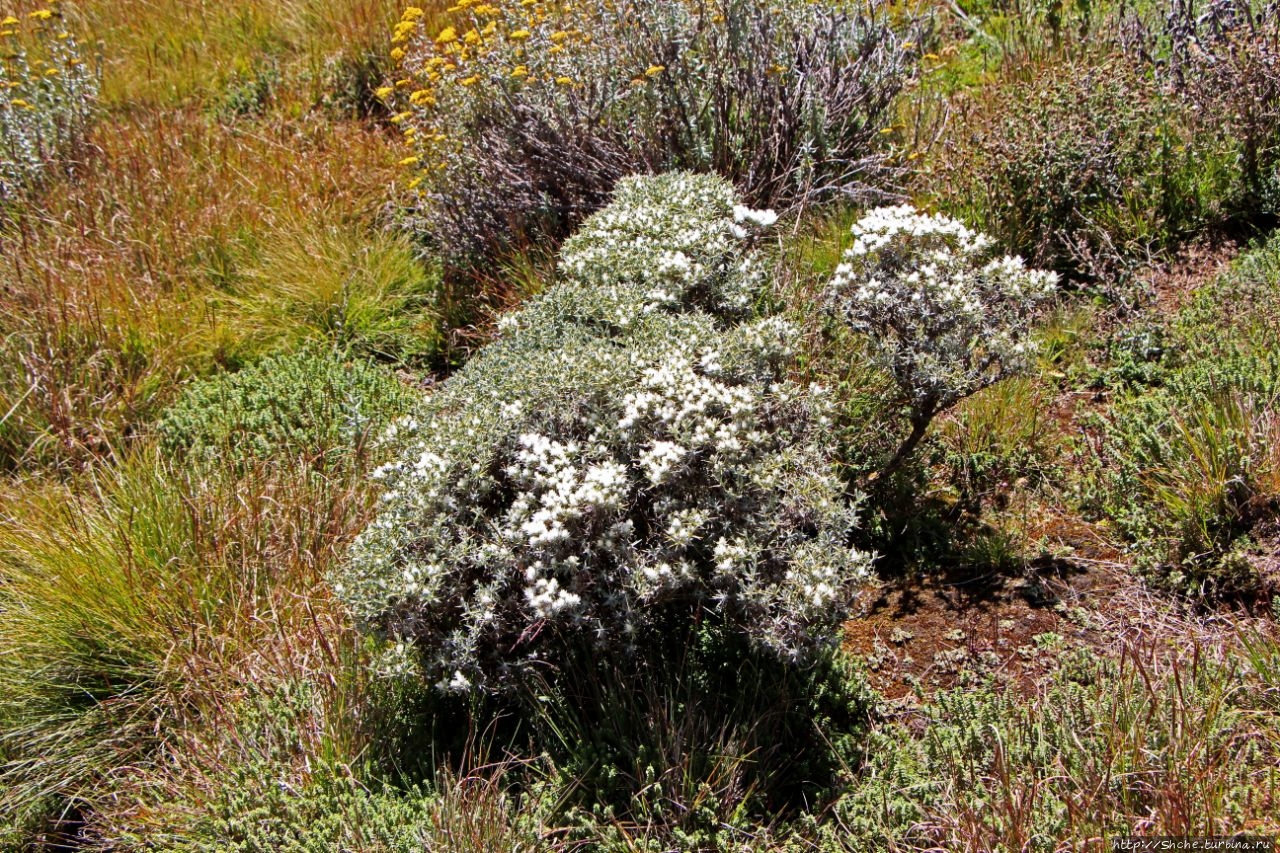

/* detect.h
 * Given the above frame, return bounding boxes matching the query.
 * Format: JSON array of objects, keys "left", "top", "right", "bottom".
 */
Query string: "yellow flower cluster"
[
  {"left": 385, "top": 0, "right": 677, "bottom": 187},
  {"left": 2, "top": 4, "right": 57, "bottom": 37}
]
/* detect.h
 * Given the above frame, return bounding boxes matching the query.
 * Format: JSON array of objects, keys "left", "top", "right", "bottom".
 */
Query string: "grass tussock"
[{"left": 0, "top": 449, "right": 379, "bottom": 845}]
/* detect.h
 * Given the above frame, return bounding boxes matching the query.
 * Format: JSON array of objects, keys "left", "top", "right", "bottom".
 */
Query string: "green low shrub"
[
  {"left": 384, "top": 0, "right": 926, "bottom": 262},
  {"left": 928, "top": 56, "right": 1232, "bottom": 286},
  {"left": 165, "top": 683, "right": 552, "bottom": 853},
  {"left": 1099, "top": 352, "right": 1280, "bottom": 596},
  {"left": 156, "top": 349, "right": 414, "bottom": 469},
  {"left": 823, "top": 648, "right": 1276, "bottom": 847}
]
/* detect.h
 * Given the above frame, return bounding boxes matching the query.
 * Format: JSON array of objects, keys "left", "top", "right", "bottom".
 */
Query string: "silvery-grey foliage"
[
  {"left": 336, "top": 173, "right": 872, "bottom": 693},
  {"left": 825, "top": 205, "right": 1057, "bottom": 475}
]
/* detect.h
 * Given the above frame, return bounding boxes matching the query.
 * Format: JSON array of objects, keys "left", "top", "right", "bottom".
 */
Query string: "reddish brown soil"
[{"left": 843, "top": 557, "right": 1111, "bottom": 700}]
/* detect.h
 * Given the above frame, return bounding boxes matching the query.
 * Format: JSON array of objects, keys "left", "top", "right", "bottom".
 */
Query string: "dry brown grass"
[{"left": 0, "top": 99, "right": 402, "bottom": 469}]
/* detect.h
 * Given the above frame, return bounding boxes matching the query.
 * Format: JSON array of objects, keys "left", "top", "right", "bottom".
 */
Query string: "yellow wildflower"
[
  {"left": 408, "top": 177, "right": 422, "bottom": 189},
  {"left": 409, "top": 89, "right": 435, "bottom": 104},
  {"left": 644, "top": 64, "right": 664, "bottom": 77},
  {"left": 555, "top": 75, "right": 572, "bottom": 85},
  {"left": 0, "top": 29, "right": 14, "bottom": 37},
  {"left": 481, "top": 21, "right": 496, "bottom": 36},
  {"left": 375, "top": 85, "right": 395, "bottom": 100},
  {"left": 390, "top": 111, "right": 412, "bottom": 123},
  {"left": 510, "top": 64, "right": 528, "bottom": 77},
  {"left": 28, "top": 9, "right": 52, "bottom": 20},
  {"left": 509, "top": 28, "right": 531, "bottom": 40},
  {"left": 11, "top": 98, "right": 31, "bottom": 108},
  {"left": 460, "top": 74, "right": 480, "bottom": 86},
  {"left": 395, "top": 77, "right": 412, "bottom": 88},
  {"left": 1, "top": 15, "right": 19, "bottom": 25},
  {"left": 464, "top": 28, "right": 480, "bottom": 44},
  {"left": 399, "top": 155, "right": 421, "bottom": 166},
  {"left": 435, "top": 26, "right": 457, "bottom": 44},
  {"left": 401, "top": 6, "right": 425, "bottom": 20},
  {"left": 391, "top": 46, "right": 406, "bottom": 62}
]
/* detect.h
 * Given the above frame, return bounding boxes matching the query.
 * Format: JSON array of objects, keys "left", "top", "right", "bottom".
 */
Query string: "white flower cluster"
[
  {"left": 556, "top": 173, "right": 773, "bottom": 327},
  {"left": 338, "top": 173, "right": 870, "bottom": 694},
  {"left": 622, "top": 352, "right": 761, "bottom": 466},
  {"left": 826, "top": 205, "right": 1057, "bottom": 417},
  {"left": 506, "top": 433, "right": 628, "bottom": 547}
]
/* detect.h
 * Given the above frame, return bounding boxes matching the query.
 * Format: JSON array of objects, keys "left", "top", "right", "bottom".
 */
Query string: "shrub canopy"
[{"left": 336, "top": 173, "right": 872, "bottom": 693}]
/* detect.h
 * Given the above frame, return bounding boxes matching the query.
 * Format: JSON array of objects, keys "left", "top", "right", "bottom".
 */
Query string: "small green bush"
[
  {"left": 0, "top": 8, "right": 97, "bottom": 201},
  {"left": 156, "top": 349, "right": 414, "bottom": 468},
  {"left": 824, "top": 648, "right": 1274, "bottom": 847},
  {"left": 928, "top": 56, "right": 1230, "bottom": 285},
  {"left": 385, "top": 0, "right": 925, "bottom": 262},
  {"left": 167, "top": 684, "right": 552, "bottom": 853},
  {"left": 336, "top": 172, "right": 871, "bottom": 695}
]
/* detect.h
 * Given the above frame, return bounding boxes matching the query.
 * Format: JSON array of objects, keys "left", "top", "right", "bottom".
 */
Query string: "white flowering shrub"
[
  {"left": 336, "top": 173, "right": 871, "bottom": 693},
  {"left": 383, "top": 0, "right": 924, "bottom": 261},
  {"left": 1, "top": 9, "right": 96, "bottom": 201},
  {"left": 824, "top": 205, "right": 1057, "bottom": 472}
]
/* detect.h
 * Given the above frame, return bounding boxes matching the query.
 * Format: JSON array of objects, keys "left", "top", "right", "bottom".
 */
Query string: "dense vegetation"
[{"left": 2, "top": 0, "right": 1279, "bottom": 849}]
